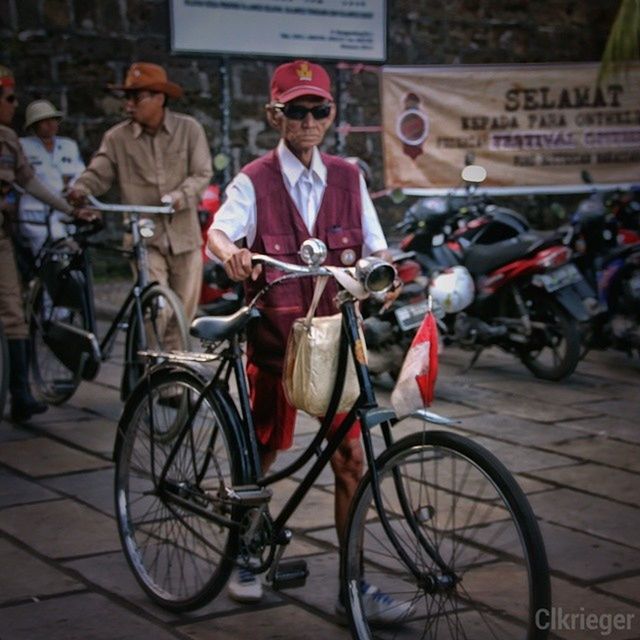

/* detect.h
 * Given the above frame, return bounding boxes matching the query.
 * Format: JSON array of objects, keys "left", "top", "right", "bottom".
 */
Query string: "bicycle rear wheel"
[
  {"left": 29, "top": 276, "right": 89, "bottom": 404},
  {"left": 343, "top": 430, "right": 550, "bottom": 639},
  {"left": 123, "top": 284, "right": 190, "bottom": 399},
  {"left": 114, "top": 366, "right": 244, "bottom": 611}
]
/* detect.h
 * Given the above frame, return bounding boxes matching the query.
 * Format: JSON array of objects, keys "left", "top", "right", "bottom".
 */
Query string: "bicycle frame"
[{"left": 148, "top": 288, "right": 447, "bottom": 581}]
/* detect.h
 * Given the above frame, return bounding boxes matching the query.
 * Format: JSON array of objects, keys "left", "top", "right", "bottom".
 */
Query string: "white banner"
[
  {"left": 170, "top": 0, "right": 387, "bottom": 61},
  {"left": 381, "top": 63, "right": 640, "bottom": 190}
]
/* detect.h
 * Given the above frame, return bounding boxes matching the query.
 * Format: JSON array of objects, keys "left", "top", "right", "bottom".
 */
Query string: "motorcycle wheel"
[{"left": 518, "top": 291, "right": 581, "bottom": 381}]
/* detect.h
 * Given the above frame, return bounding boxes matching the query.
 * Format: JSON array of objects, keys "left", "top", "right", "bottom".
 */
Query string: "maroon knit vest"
[{"left": 243, "top": 150, "right": 363, "bottom": 373}]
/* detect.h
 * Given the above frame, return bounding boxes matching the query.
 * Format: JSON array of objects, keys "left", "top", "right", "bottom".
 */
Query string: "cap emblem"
[{"left": 296, "top": 62, "right": 313, "bottom": 82}]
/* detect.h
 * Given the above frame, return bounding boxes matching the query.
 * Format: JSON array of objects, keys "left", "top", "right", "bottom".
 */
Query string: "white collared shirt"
[
  {"left": 210, "top": 140, "right": 387, "bottom": 255},
  {"left": 18, "top": 136, "right": 85, "bottom": 219}
]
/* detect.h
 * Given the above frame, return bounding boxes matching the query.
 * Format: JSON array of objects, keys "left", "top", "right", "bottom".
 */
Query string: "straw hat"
[
  {"left": 24, "top": 99, "right": 64, "bottom": 130},
  {"left": 108, "top": 62, "right": 183, "bottom": 99}
]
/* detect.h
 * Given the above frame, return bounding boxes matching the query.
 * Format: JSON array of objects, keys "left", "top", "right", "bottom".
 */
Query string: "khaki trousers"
[
  {"left": 145, "top": 246, "right": 203, "bottom": 348},
  {"left": 0, "top": 230, "right": 28, "bottom": 339}
]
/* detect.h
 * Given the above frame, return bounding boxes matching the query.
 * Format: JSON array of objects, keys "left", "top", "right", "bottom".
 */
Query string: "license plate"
[
  {"left": 535, "top": 263, "right": 583, "bottom": 292},
  {"left": 395, "top": 300, "right": 430, "bottom": 331}
]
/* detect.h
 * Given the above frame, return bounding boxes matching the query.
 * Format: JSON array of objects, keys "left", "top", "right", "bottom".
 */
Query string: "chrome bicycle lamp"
[
  {"left": 139, "top": 219, "right": 156, "bottom": 239},
  {"left": 299, "top": 238, "right": 328, "bottom": 267},
  {"left": 356, "top": 258, "right": 396, "bottom": 294}
]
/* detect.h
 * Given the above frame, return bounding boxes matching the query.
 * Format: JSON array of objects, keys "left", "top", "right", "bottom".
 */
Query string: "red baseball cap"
[{"left": 270, "top": 60, "right": 333, "bottom": 104}]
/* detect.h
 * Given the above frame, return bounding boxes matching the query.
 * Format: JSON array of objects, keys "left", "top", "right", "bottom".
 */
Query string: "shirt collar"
[
  {"left": 131, "top": 108, "right": 173, "bottom": 138},
  {"left": 277, "top": 139, "right": 327, "bottom": 188}
]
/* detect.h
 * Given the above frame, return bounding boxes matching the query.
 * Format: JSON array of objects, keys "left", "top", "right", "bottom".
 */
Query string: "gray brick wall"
[{"left": 0, "top": 0, "right": 620, "bottom": 219}]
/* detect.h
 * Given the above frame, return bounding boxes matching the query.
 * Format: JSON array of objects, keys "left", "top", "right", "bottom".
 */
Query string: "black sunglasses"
[
  {"left": 2, "top": 94, "right": 17, "bottom": 104},
  {"left": 123, "top": 90, "right": 157, "bottom": 104},
  {"left": 275, "top": 102, "right": 332, "bottom": 121}
]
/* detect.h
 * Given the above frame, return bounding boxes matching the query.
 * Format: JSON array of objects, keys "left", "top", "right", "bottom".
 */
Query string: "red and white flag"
[{"left": 391, "top": 311, "right": 439, "bottom": 416}]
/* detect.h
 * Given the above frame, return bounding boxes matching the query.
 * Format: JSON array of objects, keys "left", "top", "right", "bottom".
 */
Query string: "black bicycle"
[
  {"left": 113, "top": 239, "right": 550, "bottom": 639},
  {"left": 28, "top": 196, "right": 190, "bottom": 404}
]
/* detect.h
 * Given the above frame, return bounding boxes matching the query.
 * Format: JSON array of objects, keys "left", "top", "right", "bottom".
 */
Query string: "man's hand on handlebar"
[
  {"left": 66, "top": 188, "right": 88, "bottom": 207},
  {"left": 223, "top": 247, "right": 262, "bottom": 282},
  {"left": 73, "top": 207, "right": 101, "bottom": 223}
]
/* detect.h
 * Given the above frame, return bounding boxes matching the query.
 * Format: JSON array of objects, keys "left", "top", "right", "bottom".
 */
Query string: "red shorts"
[{"left": 246, "top": 361, "right": 361, "bottom": 451}]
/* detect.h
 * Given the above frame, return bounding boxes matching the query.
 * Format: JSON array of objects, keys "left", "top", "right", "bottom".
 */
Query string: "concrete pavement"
[{"left": 1, "top": 318, "right": 639, "bottom": 639}]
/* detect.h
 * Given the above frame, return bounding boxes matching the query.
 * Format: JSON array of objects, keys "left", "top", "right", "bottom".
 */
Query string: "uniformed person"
[
  {"left": 18, "top": 99, "right": 85, "bottom": 259},
  {"left": 0, "top": 65, "right": 86, "bottom": 421}
]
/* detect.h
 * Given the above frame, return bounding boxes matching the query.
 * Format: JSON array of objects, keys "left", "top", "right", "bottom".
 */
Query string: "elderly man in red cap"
[
  {"left": 0, "top": 65, "right": 89, "bottom": 421},
  {"left": 208, "top": 60, "right": 408, "bottom": 623},
  {"left": 68, "top": 62, "right": 212, "bottom": 355}
]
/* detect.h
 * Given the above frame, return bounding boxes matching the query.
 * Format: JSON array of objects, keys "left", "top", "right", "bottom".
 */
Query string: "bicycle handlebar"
[
  {"left": 251, "top": 253, "right": 332, "bottom": 276},
  {"left": 86, "top": 195, "right": 174, "bottom": 215}
]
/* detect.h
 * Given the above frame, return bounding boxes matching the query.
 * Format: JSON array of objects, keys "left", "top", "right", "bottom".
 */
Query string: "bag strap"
[{"left": 304, "top": 276, "right": 330, "bottom": 328}]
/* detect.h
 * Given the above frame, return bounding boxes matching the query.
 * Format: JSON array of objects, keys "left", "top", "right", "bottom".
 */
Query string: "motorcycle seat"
[
  {"left": 190, "top": 306, "right": 260, "bottom": 342},
  {"left": 462, "top": 232, "right": 551, "bottom": 275}
]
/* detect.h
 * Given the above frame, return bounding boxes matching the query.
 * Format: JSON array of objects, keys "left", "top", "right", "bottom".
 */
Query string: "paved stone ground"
[{"left": 1, "top": 294, "right": 639, "bottom": 639}]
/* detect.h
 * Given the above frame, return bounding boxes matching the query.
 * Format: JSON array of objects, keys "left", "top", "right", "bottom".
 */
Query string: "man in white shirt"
[
  {"left": 18, "top": 99, "right": 85, "bottom": 260},
  {"left": 208, "top": 60, "right": 409, "bottom": 624}
]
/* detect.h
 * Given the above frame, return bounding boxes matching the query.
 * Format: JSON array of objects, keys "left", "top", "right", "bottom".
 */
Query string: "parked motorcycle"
[
  {"left": 400, "top": 166, "right": 591, "bottom": 380},
  {"left": 197, "top": 184, "right": 243, "bottom": 317},
  {"left": 569, "top": 176, "right": 640, "bottom": 355}
]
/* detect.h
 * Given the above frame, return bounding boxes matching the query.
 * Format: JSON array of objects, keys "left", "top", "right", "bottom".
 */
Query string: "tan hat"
[
  {"left": 108, "top": 62, "right": 183, "bottom": 99},
  {"left": 24, "top": 99, "right": 64, "bottom": 130}
]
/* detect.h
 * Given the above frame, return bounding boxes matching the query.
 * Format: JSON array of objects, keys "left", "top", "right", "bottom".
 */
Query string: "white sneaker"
[
  {"left": 228, "top": 567, "right": 263, "bottom": 603},
  {"left": 335, "top": 581, "right": 415, "bottom": 626}
]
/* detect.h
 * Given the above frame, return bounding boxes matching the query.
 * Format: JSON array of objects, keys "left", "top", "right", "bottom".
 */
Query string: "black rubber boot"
[{"left": 8, "top": 339, "right": 48, "bottom": 422}]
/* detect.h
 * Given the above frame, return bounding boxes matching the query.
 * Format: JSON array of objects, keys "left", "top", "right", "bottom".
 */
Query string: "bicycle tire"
[
  {"left": 343, "top": 430, "right": 550, "bottom": 640},
  {"left": 114, "top": 366, "right": 245, "bottom": 611},
  {"left": 28, "top": 276, "right": 89, "bottom": 404},
  {"left": 122, "top": 284, "right": 191, "bottom": 400},
  {"left": 518, "top": 291, "right": 581, "bottom": 381},
  {"left": 0, "top": 321, "right": 8, "bottom": 421}
]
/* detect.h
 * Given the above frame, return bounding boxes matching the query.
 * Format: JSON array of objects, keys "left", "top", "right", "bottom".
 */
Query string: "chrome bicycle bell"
[{"left": 299, "top": 238, "right": 328, "bottom": 267}]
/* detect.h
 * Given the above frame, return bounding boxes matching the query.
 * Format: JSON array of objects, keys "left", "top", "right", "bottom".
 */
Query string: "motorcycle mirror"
[
  {"left": 461, "top": 165, "right": 487, "bottom": 184},
  {"left": 581, "top": 169, "right": 593, "bottom": 184},
  {"left": 390, "top": 188, "right": 407, "bottom": 204}
]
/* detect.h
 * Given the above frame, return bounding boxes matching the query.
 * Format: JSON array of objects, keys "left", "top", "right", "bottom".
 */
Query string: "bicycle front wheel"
[
  {"left": 343, "top": 430, "right": 550, "bottom": 640},
  {"left": 29, "top": 276, "right": 89, "bottom": 404},
  {"left": 123, "top": 284, "right": 190, "bottom": 399},
  {"left": 115, "top": 366, "right": 244, "bottom": 611}
]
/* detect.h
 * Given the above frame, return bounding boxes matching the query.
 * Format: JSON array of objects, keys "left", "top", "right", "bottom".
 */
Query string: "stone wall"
[{"left": 0, "top": 0, "right": 620, "bottom": 217}]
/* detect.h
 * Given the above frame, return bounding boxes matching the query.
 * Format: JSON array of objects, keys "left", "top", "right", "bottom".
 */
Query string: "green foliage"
[{"left": 599, "top": 0, "right": 640, "bottom": 83}]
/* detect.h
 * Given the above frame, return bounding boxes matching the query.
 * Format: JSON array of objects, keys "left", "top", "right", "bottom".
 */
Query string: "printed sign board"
[
  {"left": 170, "top": 0, "right": 386, "bottom": 61},
  {"left": 381, "top": 63, "right": 640, "bottom": 191}
]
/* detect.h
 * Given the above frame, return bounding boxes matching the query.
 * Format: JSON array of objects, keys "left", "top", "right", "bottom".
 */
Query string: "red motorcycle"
[
  {"left": 400, "top": 192, "right": 591, "bottom": 380},
  {"left": 197, "top": 185, "right": 243, "bottom": 317}
]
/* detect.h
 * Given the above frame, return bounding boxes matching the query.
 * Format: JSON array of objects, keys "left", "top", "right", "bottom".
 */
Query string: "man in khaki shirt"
[{"left": 69, "top": 62, "right": 213, "bottom": 332}]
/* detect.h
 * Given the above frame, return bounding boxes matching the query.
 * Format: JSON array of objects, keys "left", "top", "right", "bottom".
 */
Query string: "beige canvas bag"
[{"left": 283, "top": 276, "right": 363, "bottom": 416}]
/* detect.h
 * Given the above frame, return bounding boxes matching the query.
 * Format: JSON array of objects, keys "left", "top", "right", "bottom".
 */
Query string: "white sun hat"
[{"left": 24, "top": 99, "right": 64, "bottom": 130}]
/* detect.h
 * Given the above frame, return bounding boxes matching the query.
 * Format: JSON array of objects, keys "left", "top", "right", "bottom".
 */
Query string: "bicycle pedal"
[
  {"left": 271, "top": 559, "right": 308, "bottom": 590},
  {"left": 226, "top": 485, "right": 272, "bottom": 506}
]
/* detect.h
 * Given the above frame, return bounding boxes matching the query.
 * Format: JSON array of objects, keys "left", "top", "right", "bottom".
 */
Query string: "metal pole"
[
  {"left": 219, "top": 56, "right": 232, "bottom": 188},
  {"left": 335, "top": 64, "right": 348, "bottom": 156}
]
